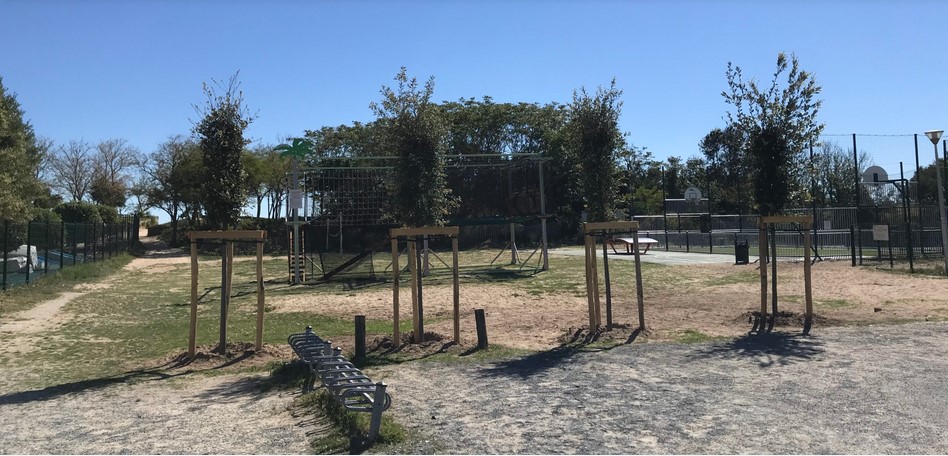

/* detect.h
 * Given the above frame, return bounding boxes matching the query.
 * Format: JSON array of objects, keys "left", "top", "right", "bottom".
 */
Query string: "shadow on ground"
[
  {"left": 690, "top": 331, "right": 825, "bottom": 368},
  {"left": 478, "top": 327, "right": 642, "bottom": 379},
  {"left": 0, "top": 346, "right": 276, "bottom": 406}
]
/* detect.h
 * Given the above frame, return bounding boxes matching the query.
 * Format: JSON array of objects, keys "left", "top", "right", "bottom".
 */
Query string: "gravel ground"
[
  {"left": 0, "top": 374, "right": 315, "bottom": 454},
  {"left": 377, "top": 321, "right": 948, "bottom": 454}
]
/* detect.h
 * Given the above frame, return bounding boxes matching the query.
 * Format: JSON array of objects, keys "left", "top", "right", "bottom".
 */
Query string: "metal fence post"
[
  {"left": 44, "top": 220, "right": 50, "bottom": 274},
  {"left": 25, "top": 221, "right": 31, "bottom": 284},
  {"left": 2, "top": 220, "right": 8, "bottom": 291},
  {"left": 59, "top": 221, "right": 65, "bottom": 271},
  {"left": 91, "top": 223, "right": 97, "bottom": 262},
  {"left": 71, "top": 223, "right": 77, "bottom": 266}
]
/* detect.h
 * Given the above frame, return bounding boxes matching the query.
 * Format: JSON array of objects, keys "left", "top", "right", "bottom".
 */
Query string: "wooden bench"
[
  {"left": 288, "top": 326, "right": 391, "bottom": 444},
  {"left": 606, "top": 237, "right": 659, "bottom": 254}
]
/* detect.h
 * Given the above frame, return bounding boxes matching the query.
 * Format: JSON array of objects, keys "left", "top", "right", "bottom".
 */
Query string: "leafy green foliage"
[
  {"left": 565, "top": 79, "right": 624, "bottom": 222},
  {"left": 142, "top": 135, "right": 204, "bottom": 245},
  {"left": 0, "top": 77, "right": 45, "bottom": 223},
  {"left": 193, "top": 73, "right": 255, "bottom": 230},
  {"left": 55, "top": 200, "right": 103, "bottom": 223},
  {"left": 371, "top": 68, "right": 454, "bottom": 227},
  {"left": 723, "top": 52, "right": 823, "bottom": 215},
  {"left": 89, "top": 173, "right": 127, "bottom": 207}
]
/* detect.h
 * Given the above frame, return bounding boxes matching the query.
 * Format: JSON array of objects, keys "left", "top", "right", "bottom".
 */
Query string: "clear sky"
[{"left": 3, "top": 0, "right": 946, "bottom": 165}]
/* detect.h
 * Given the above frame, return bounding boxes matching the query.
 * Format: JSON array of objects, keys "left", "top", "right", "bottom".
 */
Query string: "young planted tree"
[
  {"left": 722, "top": 52, "right": 824, "bottom": 216},
  {"left": 566, "top": 80, "right": 624, "bottom": 222},
  {"left": 193, "top": 74, "right": 255, "bottom": 230},
  {"left": 723, "top": 52, "right": 823, "bottom": 319},
  {"left": 371, "top": 67, "right": 453, "bottom": 227}
]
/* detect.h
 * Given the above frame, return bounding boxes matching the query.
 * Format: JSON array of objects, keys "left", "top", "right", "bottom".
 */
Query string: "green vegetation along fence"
[{"left": 2, "top": 216, "right": 137, "bottom": 291}]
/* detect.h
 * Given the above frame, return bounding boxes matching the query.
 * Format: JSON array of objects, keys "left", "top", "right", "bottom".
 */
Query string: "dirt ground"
[
  {"left": 3, "top": 239, "right": 948, "bottom": 454},
  {"left": 270, "top": 256, "right": 948, "bottom": 350}
]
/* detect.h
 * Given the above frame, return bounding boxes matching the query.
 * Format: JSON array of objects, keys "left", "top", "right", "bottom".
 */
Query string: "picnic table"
[{"left": 606, "top": 236, "right": 659, "bottom": 254}]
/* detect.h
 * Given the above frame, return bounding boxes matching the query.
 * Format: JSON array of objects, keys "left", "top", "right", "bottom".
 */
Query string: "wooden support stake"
[
  {"left": 758, "top": 225, "right": 769, "bottom": 328},
  {"left": 391, "top": 238, "right": 400, "bottom": 346},
  {"left": 590, "top": 234, "right": 601, "bottom": 328},
  {"left": 226, "top": 240, "right": 234, "bottom": 307},
  {"left": 803, "top": 226, "right": 814, "bottom": 333},
  {"left": 475, "top": 308, "right": 488, "bottom": 349},
  {"left": 632, "top": 231, "right": 646, "bottom": 330},
  {"left": 218, "top": 242, "right": 229, "bottom": 354},
  {"left": 602, "top": 236, "right": 613, "bottom": 329},
  {"left": 255, "top": 240, "right": 265, "bottom": 351},
  {"left": 583, "top": 235, "right": 596, "bottom": 329},
  {"left": 408, "top": 239, "right": 420, "bottom": 343},
  {"left": 355, "top": 315, "right": 366, "bottom": 359},
  {"left": 189, "top": 240, "right": 198, "bottom": 357},
  {"left": 452, "top": 237, "right": 460, "bottom": 344}
]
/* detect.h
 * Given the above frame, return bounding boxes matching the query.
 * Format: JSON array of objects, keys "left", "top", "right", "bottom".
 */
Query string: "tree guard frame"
[
  {"left": 583, "top": 221, "right": 646, "bottom": 331},
  {"left": 758, "top": 216, "right": 814, "bottom": 335},
  {"left": 390, "top": 226, "right": 460, "bottom": 345},
  {"left": 188, "top": 230, "right": 267, "bottom": 357}
]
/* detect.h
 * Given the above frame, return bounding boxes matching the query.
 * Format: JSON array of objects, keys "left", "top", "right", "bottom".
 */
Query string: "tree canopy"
[
  {"left": 193, "top": 74, "right": 255, "bottom": 230},
  {"left": 0, "top": 77, "right": 45, "bottom": 223},
  {"left": 723, "top": 52, "right": 823, "bottom": 215},
  {"left": 371, "top": 67, "right": 454, "bottom": 227}
]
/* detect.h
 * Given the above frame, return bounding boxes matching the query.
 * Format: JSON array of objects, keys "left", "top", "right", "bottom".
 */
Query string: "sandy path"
[
  {"left": 0, "top": 374, "right": 315, "bottom": 454},
  {"left": 0, "top": 238, "right": 324, "bottom": 454}
]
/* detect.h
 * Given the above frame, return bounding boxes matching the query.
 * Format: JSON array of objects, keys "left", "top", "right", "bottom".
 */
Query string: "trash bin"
[{"left": 735, "top": 239, "right": 749, "bottom": 265}]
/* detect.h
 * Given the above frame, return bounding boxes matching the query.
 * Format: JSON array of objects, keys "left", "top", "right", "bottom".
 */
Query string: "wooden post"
[
  {"left": 355, "top": 315, "right": 366, "bottom": 359},
  {"left": 803, "top": 222, "right": 814, "bottom": 333},
  {"left": 255, "top": 240, "right": 265, "bottom": 351},
  {"left": 602, "top": 236, "right": 613, "bottom": 329},
  {"left": 391, "top": 238, "right": 401, "bottom": 346},
  {"left": 632, "top": 230, "right": 646, "bottom": 330},
  {"left": 189, "top": 240, "right": 199, "bottom": 357},
  {"left": 474, "top": 308, "right": 488, "bottom": 349},
  {"left": 218, "top": 242, "right": 229, "bottom": 354},
  {"left": 589, "top": 233, "right": 601, "bottom": 328},
  {"left": 226, "top": 240, "right": 234, "bottom": 305},
  {"left": 759, "top": 223, "right": 768, "bottom": 327},
  {"left": 583, "top": 234, "right": 596, "bottom": 329},
  {"left": 416, "top": 237, "right": 425, "bottom": 342},
  {"left": 408, "top": 239, "right": 420, "bottom": 343},
  {"left": 452, "top": 236, "right": 460, "bottom": 344}
]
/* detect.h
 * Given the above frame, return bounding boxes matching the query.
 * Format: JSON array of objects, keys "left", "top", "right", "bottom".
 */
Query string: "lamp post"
[{"left": 924, "top": 130, "right": 948, "bottom": 276}]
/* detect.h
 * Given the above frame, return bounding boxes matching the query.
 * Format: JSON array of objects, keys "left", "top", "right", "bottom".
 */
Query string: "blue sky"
[{"left": 3, "top": 0, "right": 946, "bottom": 165}]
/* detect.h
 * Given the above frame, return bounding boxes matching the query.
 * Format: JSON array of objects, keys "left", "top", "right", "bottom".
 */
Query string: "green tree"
[
  {"left": 142, "top": 135, "right": 202, "bottom": 245},
  {"left": 565, "top": 80, "right": 624, "bottom": 222},
  {"left": 0, "top": 76, "right": 45, "bottom": 223},
  {"left": 700, "top": 126, "right": 750, "bottom": 213},
  {"left": 723, "top": 52, "right": 823, "bottom": 215},
  {"left": 371, "top": 67, "right": 453, "bottom": 227},
  {"left": 90, "top": 138, "right": 137, "bottom": 209},
  {"left": 193, "top": 74, "right": 255, "bottom": 230}
]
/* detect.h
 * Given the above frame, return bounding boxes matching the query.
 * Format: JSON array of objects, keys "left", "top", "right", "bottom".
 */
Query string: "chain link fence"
[{"left": 2, "top": 217, "right": 137, "bottom": 291}]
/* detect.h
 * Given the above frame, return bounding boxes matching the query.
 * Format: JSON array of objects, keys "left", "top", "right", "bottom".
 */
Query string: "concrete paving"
[{"left": 551, "top": 246, "right": 743, "bottom": 265}]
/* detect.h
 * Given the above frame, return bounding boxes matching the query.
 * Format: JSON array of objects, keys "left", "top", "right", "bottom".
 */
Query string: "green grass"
[
  {"left": 816, "top": 298, "right": 855, "bottom": 309},
  {"left": 0, "top": 254, "right": 133, "bottom": 314},
  {"left": 673, "top": 329, "right": 728, "bottom": 344},
  {"left": 703, "top": 269, "right": 760, "bottom": 287}
]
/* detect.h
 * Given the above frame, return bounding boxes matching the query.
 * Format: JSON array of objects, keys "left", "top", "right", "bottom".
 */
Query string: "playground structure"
[
  {"left": 285, "top": 153, "right": 550, "bottom": 283},
  {"left": 757, "top": 216, "right": 814, "bottom": 335},
  {"left": 583, "top": 221, "right": 646, "bottom": 331},
  {"left": 187, "top": 230, "right": 267, "bottom": 357},
  {"left": 390, "top": 226, "right": 460, "bottom": 345}
]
